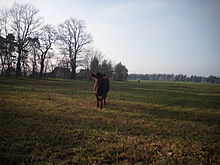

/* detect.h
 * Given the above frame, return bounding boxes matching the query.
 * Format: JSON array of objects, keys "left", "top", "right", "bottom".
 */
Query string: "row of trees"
[
  {"left": 128, "top": 74, "right": 220, "bottom": 83},
  {"left": 0, "top": 3, "right": 56, "bottom": 77},
  {"left": 0, "top": 2, "right": 128, "bottom": 80},
  {"left": 87, "top": 50, "right": 128, "bottom": 80}
]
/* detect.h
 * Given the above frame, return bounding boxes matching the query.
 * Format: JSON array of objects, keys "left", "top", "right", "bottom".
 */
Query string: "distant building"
[
  {"left": 51, "top": 67, "right": 71, "bottom": 79},
  {"left": 0, "top": 34, "right": 16, "bottom": 50},
  {"left": 6, "top": 67, "right": 16, "bottom": 77},
  {"left": 0, "top": 67, "right": 16, "bottom": 77},
  {"left": 77, "top": 69, "right": 91, "bottom": 80},
  {"left": 0, "top": 36, "right": 7, "bottom": 49}
]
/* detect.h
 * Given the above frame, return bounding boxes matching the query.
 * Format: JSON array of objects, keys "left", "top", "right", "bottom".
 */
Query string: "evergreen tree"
[
  {"left": 100, "top": 60, "right": 108, "bottom": 75},
  {"left": 113, "top": 62, "right": 128, "bottom": 81},
  {"left": 100, "top": 60, "right": 113, "bottom": 78},
  {"left": 90, "top": 56, "right": 100, "bottom": 73},
  {"left": 107, "top": 61, "right": 113, "bottom": 78}
]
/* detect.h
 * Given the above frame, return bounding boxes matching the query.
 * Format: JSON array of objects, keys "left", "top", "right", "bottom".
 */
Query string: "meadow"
[{"left": 0, "top": 77, "right": 220, "bottom": 164}]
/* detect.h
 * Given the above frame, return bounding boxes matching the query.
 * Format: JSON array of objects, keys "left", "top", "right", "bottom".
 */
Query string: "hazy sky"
[{"left": 1, "top": 0, "right": 220, "bottom": 76}]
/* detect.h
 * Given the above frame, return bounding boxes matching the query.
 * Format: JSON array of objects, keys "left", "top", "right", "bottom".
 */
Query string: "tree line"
[
  {"left": 83, "top": 50, "right": 128, "bottom": 81},
  {"left": 128, "top": 74, "right": 220, "bottom": 83},
  {"left": 0, "top": 2, "right": 128, "bottom": 80}
]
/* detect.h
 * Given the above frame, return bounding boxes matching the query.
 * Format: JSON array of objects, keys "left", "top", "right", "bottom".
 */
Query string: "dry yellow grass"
[{"left": 0, "top": 78, "right": 220, "bottom": 164}]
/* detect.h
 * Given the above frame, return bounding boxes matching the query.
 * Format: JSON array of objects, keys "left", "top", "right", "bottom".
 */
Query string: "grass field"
[{"left": 0, "top": 77, "right": 220, "bottom": 164}]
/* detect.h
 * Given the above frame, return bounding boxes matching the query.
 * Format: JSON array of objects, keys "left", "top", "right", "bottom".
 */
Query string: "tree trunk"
[
  {"left": 71, "top": 62, "right": 76, "bottom": 79},
  {"left": 6, "top": 63, "right": 11, "bottom": 77},
  {"left": 1, "top": 66, "right": 5, "bottom": 76},
  {"left": 0, "top": 55, "right": 6, "bottom": 76},
  {"left": 31, "top": 50, "right": 37, "bottom": 77},
  {"left": 40, "top": 58, "right": 45, "bottom": 77},
  {"left": 32, "top": 67, "right": 35, "bottom": 77},
  {"left": 40, "top": 51, "right": 48, "bottom": 77},
  {"left": 70, "top": 57, "right": 77, "bottom": 79},
  {"left": 16, "top": 48, "right": 22, "bottom": 76},
  {"left": 32, "top": 61, "right": 36, "bottom": 77}
]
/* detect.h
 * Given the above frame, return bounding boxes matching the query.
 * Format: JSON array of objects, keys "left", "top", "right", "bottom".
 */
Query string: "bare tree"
[
  {"left": 0, "top": 34, "right": 16, "bottom": 76},
  {"left": 8, "top": 3, "right": 42, "bottom": 76},
  {"left": 37, "top": 24, "right": 57, "bottom": 77},
  {"left": 44, "top": 51, "right": 55, "bottom": 73},
  {"left": 58, "top": 18, "right": 92, "bottom": 79},
  {"left": 81, "top": 49, "right": 93, "bottom": 70},
  {"left": 0, "top": 9, "right": 11, "bottom": 76},
  {"left": 0, "top": 9, "right": 10, "bottom": 36},
  {"left": 28, "top": 37, "right": 40, "bottom": 76},
  {"left": 81, "top": 48, "right": 103, "bottom": 70}
]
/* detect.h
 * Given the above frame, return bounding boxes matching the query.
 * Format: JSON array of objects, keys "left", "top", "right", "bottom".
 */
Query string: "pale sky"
[{"left": 1, "top": 0, "right": 220, "bottom": 76}]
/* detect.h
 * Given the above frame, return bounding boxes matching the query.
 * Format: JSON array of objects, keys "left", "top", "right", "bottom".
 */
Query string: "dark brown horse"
[{"left": 92, "top": 72, "right": 110, "bottom": 109}]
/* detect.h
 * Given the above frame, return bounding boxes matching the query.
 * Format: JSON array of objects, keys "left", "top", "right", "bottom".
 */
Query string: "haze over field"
[{"left": 1, "top": 0, "right": 220, "bottom": 76}]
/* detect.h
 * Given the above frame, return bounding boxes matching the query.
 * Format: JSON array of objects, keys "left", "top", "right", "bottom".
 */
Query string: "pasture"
[{"left": 0, "top": 78, "right": 220, "bottom": 164}]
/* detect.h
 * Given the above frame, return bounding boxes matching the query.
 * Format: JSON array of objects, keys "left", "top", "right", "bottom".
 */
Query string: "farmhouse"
[
  {"left": 77, "top": 69, "right": 91, "bottom": 80},
  {"left": 51, "top": 67, "right": 71, "bottom": 79},
  {"left": 0, "top": 36, "right": 7, "bottom": 50},
  {"left": 0, "top": 34, "right": 16, "bottom": 49}
]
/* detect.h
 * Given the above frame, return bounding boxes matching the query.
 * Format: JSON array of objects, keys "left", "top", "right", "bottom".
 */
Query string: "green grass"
[{"left": 0, "top": 77, "right": 220, "bottom": 164}]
